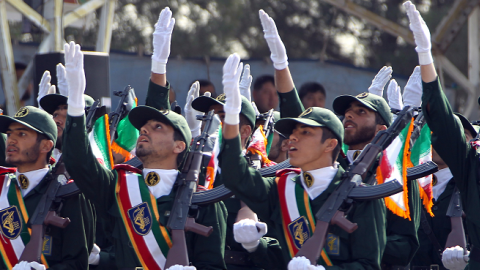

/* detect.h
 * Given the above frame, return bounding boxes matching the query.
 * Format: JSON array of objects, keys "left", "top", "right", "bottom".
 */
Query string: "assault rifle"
[
  {"left": 261, "top": 109, "right": 275, "bottom": 140},
  {"left": 445, "top": 187, "right": 466, "bottom": 250},
  {"left": 295, "top": 106, "right": 414, "bottom": 264},
  {"left": 85, "top": 100, "right": 107, "bottom": 134},
  {"left": 109, "top": 85, "right": 136, "bottom": 143},
  {"left": 165, "top": 110, "right": 221, "bottom": 268}
]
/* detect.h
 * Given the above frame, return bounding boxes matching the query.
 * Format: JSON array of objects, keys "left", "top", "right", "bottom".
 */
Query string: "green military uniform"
[
  {"left": 0, "top": 106, "right": 93, "bottom": 269},
  {"left": 220, "top": 108, "right": 387, "bottom": 269},
  {"left": 421, "top": 78, "right": 480, "bottom": 269},
  {"left": 332, "top": 93, "right": 421, "bottom": 268}
]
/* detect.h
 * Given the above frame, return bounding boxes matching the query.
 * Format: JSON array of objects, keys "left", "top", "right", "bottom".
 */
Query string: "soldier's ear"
[
  {"left": 324, "top": 138, "right": 338, "bottom": 154},
  {"left": 173, "top": 140, "right": 186, "bottom": 154},
  {"left": 375, "top": 124, "right": 387, "bottom": 134},
  {"left": 40, "top": 140, "right": 54, "bottom": 154}
]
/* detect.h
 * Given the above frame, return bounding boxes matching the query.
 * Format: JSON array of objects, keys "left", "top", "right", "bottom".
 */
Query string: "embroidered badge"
[
  {"left": 15, "top": 107, "right": 29, "bottom": 118},
  {"left": 159, "top": 109, "right": 169, "bottom": 115},
  {"left": 299, "top": 107, "right": 313, "bottom": 117},
  {"left": 216, "top": 93, "right": 226, "bottom": 102},
  {"left": 325, "top": 233, "right": 340, "bottom": 255},
  {"left": 127, "top": 202, "right": 152, "bottom": 236},
  {"left": 353, "top": 150, "right": 362, "bottom": 161},
  {"left": 19, "top": 175, "right": 29, "bottom": 189},
  {"left": 0, "top": 206, "right": 22, "bottom": 239},
  {"left": 288, "top": 216, "right": 310, "bottom": 249},
  {"left": 145, "top": 172, "right": 160, "bottom": 187},
  {"left": 356, "top": 92, "right": 369, "bottom": 99},
  {"left": 42, "top": 235, "right": 53, "bottom": 255},
  {"left": 303, "top": 172, "right": 314, "bottom": 188}
]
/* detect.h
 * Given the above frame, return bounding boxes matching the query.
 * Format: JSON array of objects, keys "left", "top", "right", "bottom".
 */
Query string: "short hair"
[
  {"left": 320, "top": 127, "right": 341, "bottom": 161},
  {"left": 299, "top": 82, "right": 326, "bottom": 100},
  {"left": 173, "top": 128, "right": 188, "bottom": 166},
  {"left": 375, "top": 112, "right": 387, "bottom": 126},
  {"left": 15, "top": 62, "right": 27, "bottom": 70},
  {"left": 197, "top": 79, "right": 214, "bottom": 89},
  {"left": 253, "top": 75, "right": 275, "bottom": 92},
  {"left": 36, "top": 133, "right": 53, "bottom": 163}
]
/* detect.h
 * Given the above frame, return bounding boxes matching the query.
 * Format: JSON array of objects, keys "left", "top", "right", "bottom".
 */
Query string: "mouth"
[
  {"left": 288, "top": 145, "right": 297, "bottom": 153},
  {"left": 137, "top": 135, "right": 149, "bottom": 144},
  {"left": 344, "top": 121, "right": 356, "bottom": 129},
  {"left": 6, "top": 146, "right": 18, "bottom": 154}
]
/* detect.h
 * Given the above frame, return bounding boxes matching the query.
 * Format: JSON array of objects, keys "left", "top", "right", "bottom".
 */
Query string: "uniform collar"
[
  {"left": 15, "top": 168, "right": 49, "bottom": 197},
  {"left": 143, "top": 168, "right": 178, "bottom": 199},
  {"left": 346, "top": 150, "right": 362, "bottom": 164},
  {"left": 433, "top": 167, "right": 453, "bottom": 200},
  {"left": 300, "top": 163, "right": 339, "bottom": 200}
]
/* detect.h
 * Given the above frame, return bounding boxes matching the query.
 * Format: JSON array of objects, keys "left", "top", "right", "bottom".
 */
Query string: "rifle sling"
[{"left": 419, "top": 208, "right": 443, "bottom": 260}]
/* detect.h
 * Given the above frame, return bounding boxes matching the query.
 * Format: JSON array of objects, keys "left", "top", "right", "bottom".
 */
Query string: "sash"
[
  {"left": 0, "top": 173, "right": 49, "bottom": 268},
  {"left": 276, "top": 169, "right": 333, "bottom": 266},
  {"left": 115, "top": 166, "right": 172, "bottom": 270}
]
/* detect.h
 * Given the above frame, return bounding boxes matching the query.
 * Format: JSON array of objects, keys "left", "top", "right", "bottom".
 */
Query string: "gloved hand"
[
  {"left": 233, "top": 219, "right": 267, "bottom": 252},
  {"left": 239, "top": 64, "right": 253, "bottom": 102},
  {"left": 12, "top": 261, "right": 46, "bottom": 270},
  {"left": 56, "top": 63, "right": 69, "bottom": 96},
  {"left": 368, "top": 66, "right": 392, "bottom": 97},
  {"left": 259, "top": 10, "right": 288, "bottom": 70},
  {"left": 442, "top": 246, "right": 469, "bottom": 270},
  {"left": 151, "top": 7, "right": 175, "bottom": 74},
  {"left": 64, "top": 41, "right": 86, "bottom": 116},
  {"left": 222, "top": 53, "right": 243, "bottom": 125},
  {"left": 37, "top": 70, "right": 56, "bottom": 110},
  {"left": 166, "top": 265, "right": 196, "bottom": 270},
  {"left": 184, "top": 81, "right": 202, "bottom": 138},
  {"left": 288, "top": 256, "right": 326, "bottom": 270},
  {"left": 88, "top": 243, "right": 101, "bottom": 265},
  {"left": 387, "top": 79, "right": 403, "bottom": 110},
  {"left": 404, "top": 1, "right": 433, "bottom": 65},
  {"left": 403, "top": 66, "right": 422, "bottom": 108}
]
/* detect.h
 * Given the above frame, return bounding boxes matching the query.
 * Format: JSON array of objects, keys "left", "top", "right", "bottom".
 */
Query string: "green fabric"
[
  {"left": 278, "top": 88, "right": 304, "bottom": 119},
  {"left": 219, "top": 135, "right": 387, "bottom": 269},
  {"left": 422, "top": 78, "right": 480, "bottom": 269},
  {"left": 454, "top": 113, "right": 477, "bottom": 138},
  {"left": 333, "top": 92, "right": 392, "bottom": 127},
  {"left": 63, "top": 115, "right": 227, "bottom": 269},
  {"left": 145, "top": 80, "right": 171, "bottom": 110}
]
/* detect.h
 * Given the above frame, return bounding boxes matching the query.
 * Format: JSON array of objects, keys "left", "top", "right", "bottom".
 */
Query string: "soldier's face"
[
  {"left": 252, "top": 82, "right": 278, "bottom": 113},
  {"left": 5, "top": 123, "right": 41, "bottom": 166},
  {"left": 343, "top": 102, "right": 378, "bottom": 148},
  {"left": 288, "top": 124, "right": 332, "bottom": 171},
  {"left": 464, "top": 128, "right": 474, "bottom": 142},
  {"left": 52, "top": 105, "right": 67, "bottom": 148},
  {"left": 209, "top": 104, "right": 225, "bottom": 122}
]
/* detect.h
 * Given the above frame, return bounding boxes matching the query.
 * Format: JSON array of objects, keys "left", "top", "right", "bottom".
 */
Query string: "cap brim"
[
  {"left": 454, "top": 113, "right": 477, "bottom": 137},
  {"left": 191, "top": 96, "right": 224, "bottom": 113},
  {"left": 40, "top": 94, "right": 68, "bottom": 115},
  {"left": 128, "top": 106, "right": 174, "bottom": 130},
  {"left": 0, "top": 115, "right": 44, "bottom": 135},
  {"left": 275, "top": 118, "right": 325, "bottom": 136},
  {"left": 332, "top": 95, "right": 377, "bottom": 116}
]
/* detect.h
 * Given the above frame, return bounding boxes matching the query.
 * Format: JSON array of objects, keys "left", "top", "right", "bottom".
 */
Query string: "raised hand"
[
  {"left": 368, "top": 66, "right": 392, "bottom": 97},
  {"left": 56, "top": 63, "right": 68, "bottom": 96},
  {"left": 403, "top": 66, "right": 422, "bottom": 107},
  {"left": 259, "top": 10, "right": 288, "bottom": 70},
  {"left": 37, "top": 70, "right": 56, "bottom": 110},
  {"left": 151, "top": 7, "right": 175, "bottom": 74},
  {"left": 184, "top": 81, "right": 202, "bottom": 137},
  {"left": 387, "top": 79, "right": 403, "bottom": 110},
  {"left": 64, "top": 41, "right": 86, "bottom": 116},
  {"left": 404, "top": 1, "right": 433, "bottom": 65},
  {"left": 239, "top": 64, "right": 253, "bottom": 102},
  {"left": 222, "top": 53, "right": 243, "bottom": 125}
]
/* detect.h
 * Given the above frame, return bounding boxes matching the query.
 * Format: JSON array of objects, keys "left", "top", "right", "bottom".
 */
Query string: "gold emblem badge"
[
  {"left": 0, "top": 206, "right": 22, "bottom": 239},
  {"left": 299, "top": 107, "right": 313, "bottom": 118},
  {"left": 287, "top": 216, "right": 310, "bottom": 249},
  {"left": 18, "top": 175, "right": 29, "bottom": 189},
  {"left": 145, "top": 172, "right": 160, "bottom": 186},
  {"left": 356, "top": 92, "right": 369, "bottom": 99},
  {"left": 15, "top": 107, "right": 29, "bottom": 118},
  {"left": 432, "top": 175, "right": 437, "bottom": 186},
  {"left": 216, "top": 93, "right": 226, "bottom": 102},
  {"left": 303, "top": 172, "right": 314, "bottom": 188},
  {"left": 353, "top": 150, "right": 362, "bottom": 161},
  {"left": 159, "top": 109, "right": 169, "bottom": 115}
]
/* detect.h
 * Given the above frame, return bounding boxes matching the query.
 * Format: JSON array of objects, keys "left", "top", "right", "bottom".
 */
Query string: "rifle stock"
[
  {"left": 295, "top": 221, "right": 329, "bottom": 265},
  {"left": 445, "top": 216, "right": 466, "bottom": 249},
  {"left": 165, "top": 230, "right": 189, "bottom": 267},
  {"left": 19, "top": 224, "right": 44, "bottom": 262}
]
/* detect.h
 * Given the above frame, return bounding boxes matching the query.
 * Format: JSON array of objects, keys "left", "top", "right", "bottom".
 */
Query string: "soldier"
[
  {"left": 62, "top": 10, "right": 227, "bottom": 270},
  {"left": 219, "top": 52, "right": 387, "bottom": 269},
  {"left": 0, "top": 106, "right": 92, "bottom": 270},
  {"left": 404, "top": 1, "right": 476, "bottom": 269}
]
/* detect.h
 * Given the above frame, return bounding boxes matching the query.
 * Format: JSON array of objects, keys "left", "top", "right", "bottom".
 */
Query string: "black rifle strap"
[{"left": 420, "top": 207, "right": 443, "bottom": 260}]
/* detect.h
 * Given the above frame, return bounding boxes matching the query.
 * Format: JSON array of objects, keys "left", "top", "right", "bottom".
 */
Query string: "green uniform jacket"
[
  {"left": 422, "top": 78, "right": 480, "bottom": 269},
  {"left": 220, "top": 135, "right": 387, "bottom": 269},
  {"left": 63, "top": 115, "right": 227, "bottom": 270},
  {"left": 278, "top": 88, "right": 305, "bottom": 118},
  {"left": 0, "top": 172, "right": 93, "bottom": 270}
]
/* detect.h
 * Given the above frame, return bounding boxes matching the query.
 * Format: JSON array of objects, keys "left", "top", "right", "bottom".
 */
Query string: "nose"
[
  {"left": 140, "top": 125, "right": 149, "bottom": 136},
  {"left": 344, "top": 110, "right": 354, "bottom": 120},
  {"left": 289, "top": 131, "right": 298, "bottom": 142}
]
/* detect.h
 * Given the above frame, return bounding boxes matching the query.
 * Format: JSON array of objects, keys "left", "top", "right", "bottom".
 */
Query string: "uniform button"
[
  {"left": 433, "top": 206, "right": 438, "bottom": 211},
  {"left": 72, "top": 123, "right": 77, "bottom": 127},
  {"left": 160, "top": 93, "right": 165, "bottom": 97},
  {"left": 226, "top": 145, "right": 230, "bottom": 149},
  {"left": 283, "top": 98, "right": 287, "bottom": 102}
]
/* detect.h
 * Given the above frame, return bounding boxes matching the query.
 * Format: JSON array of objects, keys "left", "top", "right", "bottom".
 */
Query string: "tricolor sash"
[
  {"left": 276, "top": 169, "right": 333, "bottom": 266},
  {"left": 0, "top": 173, "right": 49, "bottom": 268},
  {"left": 115, "top": 166, "right": 172, "bottom": 270}
]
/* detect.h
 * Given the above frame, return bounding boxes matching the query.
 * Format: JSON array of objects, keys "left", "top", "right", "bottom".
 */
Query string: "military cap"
[
  {"left": 0, "top": 106, "right": 57, "bottom": 145},
  {"left": 454, "top": 113, "right": 477, "bottom": 138},
  {"left": 128, "top": 106, "right": 192, "bottom": 144},
  {"left": 40, "top": 94, "right": 95, "bottom": 115},
  {"left": 275, "top": 107, "right": 344, "bottom": 147},
  {"left": 332, "top": 92, "right": 393, "bottom": 127}
]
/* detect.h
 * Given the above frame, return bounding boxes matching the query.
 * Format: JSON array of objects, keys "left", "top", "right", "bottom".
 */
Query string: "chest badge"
[
  {"left": 303, "top": 172, "right": 314, "bottom": 188},
  {"left": 127, "top": 202, "right": 152, "bottom": 236},
  {"left": 0, "top": 206, "right": 22, "bottom": 239},
  {"left": 145, "top": 172, "right": 160, "bottom": 187},
  {"left": 288, "top": 216, "right": 310, "bottom": 249},
  {"left": 353, "top": 150, "right": 362, "bottom": 161},
  {"left": 326, "top": 233, "right": 340, "bottom": 255},
  {"left": 19, "top": 175, "right": 29, "bottom": 189}
]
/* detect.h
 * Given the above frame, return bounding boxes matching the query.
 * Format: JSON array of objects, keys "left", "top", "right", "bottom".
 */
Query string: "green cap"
[
  {"left": 333, "top": 92, "right": 393, "bottom": 127},
  {"left": 0, "top": 106, "right": 57, "bottom": 146},
  {"left": 40, "top": 94, "right": 95, "bottom": 115},
  {"left": 128, "top": 106, "right": 192, "bottom": 145},
  {"left": 275, "top": 107, "right": 344, "bottom": 146},
  {"left": 454, "top": 113, "right": 477, "bottom": 138}
]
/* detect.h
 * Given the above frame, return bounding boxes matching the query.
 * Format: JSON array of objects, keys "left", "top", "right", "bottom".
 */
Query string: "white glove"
[
  {"left": 288, "top": 256, "right": 325, "bottom": 270},
  {"left": 239, "top": 64, "right": 253, "bottom": 102},
  {"left": 37, "top": 70, "right": 56, "bottom": 110},
  {"left": 442, "top": 246, "right": 469, "bottom": 270},
  {"left": 368, "top": 66, "right": 392, "bottom": 97},
  {"left": 56, "top": 63, "right": 69, "bottom": 96},
  {"left": 222, "top": 53, "right": 243, "bottom": 125},
  {"left": 387, "top": 79, "right": 403, "bottom": 110},
  {"left": 404, "top": 1, "right": 433, "bottom": 65},
  {"left": 166, "top": 265, "right": 196, "bottom": 270},
  {"left": 259, "top": 10, "right": 288, "bottom": 70},
  {"left": 12, "top": 261, "right": 46, "bottom": 270},
  {"left": 233, "top": 219, "right": 267, "bottom": 252},
  {"left": 88, "top": 243, "right": 101, "bottom": 265},
  {"left": 184, "top": 81, "right": 202, "bottom": 138},
  {"left": 64, "top": 41, "right": 86, "bottom": 116},
  {"left": 151, "top": 7, "right": 175, "bottom": 74},
  {"left": 403, "top": 66, "right": 422, "bottom": 108},
  {"left": 251, "top": 101, "right": 260, "bottom": 116}
]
